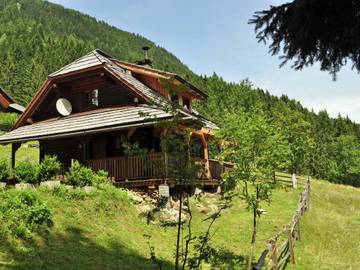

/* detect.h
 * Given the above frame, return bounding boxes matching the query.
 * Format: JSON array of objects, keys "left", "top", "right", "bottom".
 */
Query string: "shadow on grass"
[
  {"left": 2, "top": 227, "right": 173, "bottom": 270},
  {"left": 210, "top": 249, "right": 246, "bottom": 269}
]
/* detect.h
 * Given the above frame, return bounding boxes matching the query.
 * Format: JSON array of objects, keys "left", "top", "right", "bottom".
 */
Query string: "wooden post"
[
  {"left": 287, "top": 225, "right": 295, "bottom": 264},
  {"left": 292, "top": 173, "right": 297, "bottom": 188},
  {"left": 270, "top": 239, "right": 278, "bottom": 270},
  {"left": 200, "top": 133, "right": 211, "bottom": 179},
  {"left": 11, "top": 143, "right": 20, "bottom": 170},
  {"left": 296, "top": 220, "right": 301, "bottom": 241},
  {"left": 273, "top": 171, "right": 276, "bottom": 184}
]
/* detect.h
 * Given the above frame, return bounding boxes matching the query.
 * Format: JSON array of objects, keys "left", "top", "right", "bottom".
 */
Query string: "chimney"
[{"left": 137, "top": 46, "right": 153, "bottom": 67}]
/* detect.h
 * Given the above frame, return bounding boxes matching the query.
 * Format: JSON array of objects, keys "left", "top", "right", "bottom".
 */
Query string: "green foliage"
[
  {"left": 38, "top": 155, "right": 61, "bottom": 182},
  {"left": 0, "top": 190, "right": 52, "bottom": 239},
  {"left": 64, "top": 161, "right": 94, "bottom": 187},
  {"left": 0, "top": 112, "right": 18, "bottom": 131},
  {"left": 0, "top": 158, "right": 9, "bottom": 181},
  {"left": 13, "top": 161, "right": 39, "bottom": 184},
  {"left": 64, "top": 161, "right": 109, "bottom": 187}
]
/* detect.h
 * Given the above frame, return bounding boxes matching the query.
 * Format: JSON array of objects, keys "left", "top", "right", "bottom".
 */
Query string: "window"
[
  {"left": 190, "top": 137, "right": 204, "bottom": 158},
  {"left": 183, "top": 97, "right": 191, "bottom": 111},
  {"left": 85, "top": 89, "right": 99, "bottom": 108}
]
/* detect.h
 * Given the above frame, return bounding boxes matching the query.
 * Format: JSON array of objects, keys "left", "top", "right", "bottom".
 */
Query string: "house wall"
[
  {"left": 32, "top": 73, "right": 138, "bottom": 122},
  {"left": 39, "top": 127, "right": 161, "bottom": 169}
]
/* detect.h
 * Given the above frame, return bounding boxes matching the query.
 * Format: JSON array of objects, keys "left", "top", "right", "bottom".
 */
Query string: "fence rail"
[{"left": 254, "top": 175, "right": 311, "bottom": 270}]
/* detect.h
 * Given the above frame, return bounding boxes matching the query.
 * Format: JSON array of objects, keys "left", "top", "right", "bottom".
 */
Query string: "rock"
[
  {"left": 15, "top": 183, "right": 35, "bottom": 190},
  {"left": 194, "top": 187, "right": 202, "bottom": 196},
  {"left": 128, "top": 192, "right": 144, "bottom": 204},
  {"left": 196, "top": 203, "right": 210, "bottom": 214},
  {"left": 83, "top": 186, "right": 95, "bottom": 192},
  {"left": 0, "top": 182, "right": 6, "bottom": 189},
  {"left": 159, "top": 208, "right": 186, "bottom": 225},
  {"left": 138, "top": 204, "right": 153, "bottom": 217},
  {"left": 40, "top": 180, "right": 61, "bottom": 190},
  {"left": 208, "top": 204, "right": 219, "bottom": 214}
]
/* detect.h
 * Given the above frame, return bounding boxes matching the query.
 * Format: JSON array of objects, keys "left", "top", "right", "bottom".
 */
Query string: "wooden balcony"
[{"left": 83, "top": 153, "right": 233, "bottom": 188}]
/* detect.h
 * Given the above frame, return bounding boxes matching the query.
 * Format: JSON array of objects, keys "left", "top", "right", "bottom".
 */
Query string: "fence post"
[
  {"left": 287, "top": 225, "right": 295, "bottom": 264},
  {"left": 296, "top": 219, "right": 301, "bottom": 241},
  {"left": 270, "top": 239, "right": 278, "bottom": 270},
  {"left": 292, "top": 173, "right": 297, "bottom": 188},
  {"left": 273, "top": 171, "right": 276, "bottom": 184}
]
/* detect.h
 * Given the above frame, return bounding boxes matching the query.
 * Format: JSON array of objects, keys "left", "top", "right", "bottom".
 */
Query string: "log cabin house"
[
  {"left": 0, "top": 86, "right": 25, "bottom": 114},
  {"left": 0, "top": 49, "right": 230, "bottom": 188}
]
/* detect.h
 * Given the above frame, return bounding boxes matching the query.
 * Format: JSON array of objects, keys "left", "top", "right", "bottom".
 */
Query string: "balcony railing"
[{"left": 84, "top": 153, "right": 233, "bottom": 183}]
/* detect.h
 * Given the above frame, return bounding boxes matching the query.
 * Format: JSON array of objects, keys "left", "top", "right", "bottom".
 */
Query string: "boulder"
[
  {"left": 127, "top": 192, "right": 144, "bottom": 204},
  {"left": 15, "top": 183, "right": 35, "bottom": 190},
  {"left": 40, "top": 180, "right": 61, "bottom": 190},
  {"left": 196, "top": 203, "right": 210, "bottom": 214},
  {"left": 159, "top": 208, "right": 186, "bottom": 225},
  {"left": 83, "top": 186, "right": 95, "bottom": 192},
  {"left": 0, "top": 182, "right": 6, "bottom": 189},
  {"left": 208, "top": 204, "right": 219, "bottom": 214},
  {"left": 138, "top": 204, "right": 153, "bottom": 217}
]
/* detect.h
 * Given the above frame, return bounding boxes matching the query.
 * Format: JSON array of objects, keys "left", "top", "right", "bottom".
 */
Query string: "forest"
[{"left": 0, "top": 0, "right": 360, "bottom": 186}]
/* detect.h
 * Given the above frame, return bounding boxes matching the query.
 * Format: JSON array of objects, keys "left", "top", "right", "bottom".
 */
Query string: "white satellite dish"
[{"left": 56, "top": 98, "right": 72, "bottom": 116}]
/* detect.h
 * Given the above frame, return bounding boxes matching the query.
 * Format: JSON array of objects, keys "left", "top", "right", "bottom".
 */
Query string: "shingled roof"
[
  {"left": 0, "top": 105, "right": 198, "bottom": 144},
  {"left": 0, "top": 87, "right": 25, "bottom": 114},
  {"left": 6, "top": 49, "right": 218, "bottom": 141}
]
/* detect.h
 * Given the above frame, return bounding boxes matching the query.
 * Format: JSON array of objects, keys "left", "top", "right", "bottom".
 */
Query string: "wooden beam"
[
  {"left": 11, "top": 143, "right": 21, "bottom": 169},
  {"left": 126, "top": 127, "right": 137, "bottom": 139}
]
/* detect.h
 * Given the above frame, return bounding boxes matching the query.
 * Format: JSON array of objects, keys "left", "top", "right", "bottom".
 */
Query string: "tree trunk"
[
  {"left": 175, "top": 191, "right": 183, "bottom": 270},
  {"left": 248, "top": 207, "right": 257, "bottom": 270}
]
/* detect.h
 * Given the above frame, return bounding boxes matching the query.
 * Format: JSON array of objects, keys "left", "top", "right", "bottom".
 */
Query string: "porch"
[{"left": 83, "top": 153, "right": 231, "bottom": 188}]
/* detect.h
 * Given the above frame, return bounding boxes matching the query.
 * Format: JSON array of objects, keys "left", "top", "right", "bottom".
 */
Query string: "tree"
[
  {"left": 218, "top": 110, "right": 291, "bottom": 269},
  {"left": 250, "top": 0, "right": 360, "bottom": 78}
]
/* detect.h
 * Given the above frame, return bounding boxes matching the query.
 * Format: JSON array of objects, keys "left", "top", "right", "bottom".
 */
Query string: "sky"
[{"left": 49, "top": 0, "right": 360, "bottom": 122}]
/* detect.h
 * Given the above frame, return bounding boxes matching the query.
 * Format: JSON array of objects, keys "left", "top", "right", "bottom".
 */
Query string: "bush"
[
  {"left": 0, "top": 190, "right": 52, "bottom": 239},
  {"left": 92, "top": 169, "right": 110, "bottom": 187},
  {"left": 0, "top": 158, "right": 9, "bottom": 181},
  {"left": 64, "top": 160, "right": 95, "bottom": 187},
  {"left": 13, "top": 161, "right": 39, "bottom": 184},
  {"left": 38, "top": 155, "right": 61, "bottom": 182},
  {"left": 64, "top": 161, "right": 110, "bottom": 187}
]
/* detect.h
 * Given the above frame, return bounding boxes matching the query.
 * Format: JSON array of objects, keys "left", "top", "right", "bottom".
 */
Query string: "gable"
[{"left": 13, "top": 50, "right": 167, "bottom": 129}]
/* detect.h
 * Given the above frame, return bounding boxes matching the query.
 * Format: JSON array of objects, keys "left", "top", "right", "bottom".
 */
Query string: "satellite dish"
[{"left": 56, "top": 98, "right": 72, "bottom": 116}]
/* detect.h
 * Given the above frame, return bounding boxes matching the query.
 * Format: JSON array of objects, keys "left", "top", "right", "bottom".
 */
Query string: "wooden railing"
[
  {"left": 253, "top": 176, "right": 311, "bottom": 270},
  {"left": 84, "top": 154, "right": 232, "bottom": 183},
  {"left": 84, "top": 153, "right": 164, "bottom": 180}
]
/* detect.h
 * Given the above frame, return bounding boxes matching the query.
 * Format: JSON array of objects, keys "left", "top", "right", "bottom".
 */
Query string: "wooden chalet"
[
  {"left": 0, "top": 49, "right": 230, "bottom": 188},
  {"left": 0, "top": 87, "right": 25, "bottom": 114}
]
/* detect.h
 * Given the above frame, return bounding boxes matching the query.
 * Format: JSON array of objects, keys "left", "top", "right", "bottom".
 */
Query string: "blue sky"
[{"left": 50, "top": 0, "right": 360, "bottom": 122}]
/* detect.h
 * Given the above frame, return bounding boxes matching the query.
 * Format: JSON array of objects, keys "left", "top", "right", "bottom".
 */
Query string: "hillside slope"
[{"left": 0, "top": 179, "right": 358, "bottom": 270}]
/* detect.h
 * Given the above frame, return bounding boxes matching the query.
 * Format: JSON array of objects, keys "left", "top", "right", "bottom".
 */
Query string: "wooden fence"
[{"left": 253, "top": 175, "right": 311, "bottom": 270}]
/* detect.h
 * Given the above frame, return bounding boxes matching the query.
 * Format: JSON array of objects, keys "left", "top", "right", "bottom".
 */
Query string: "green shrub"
[
  {"left": 92, "top": 169, "right": 110, "bottom": 187},
  {"left": 38, "top": 155, "right": 61, "bottom": 182},
  {"left": 0, "top": 158, "right": 9, "bottom": 181},
  {"left": 13, "top": 161, "right": 39, "bottom": 184},
  {"left": 64, "top": 160, "right": 94, "bottom": 187},
  {"left": 0, "top": 190, "right": 52, "bottom": 239}
]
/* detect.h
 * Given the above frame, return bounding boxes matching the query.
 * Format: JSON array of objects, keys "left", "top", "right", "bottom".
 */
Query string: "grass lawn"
[{"left": 0, "top": 141, "right": 39, "bottom": 164}]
